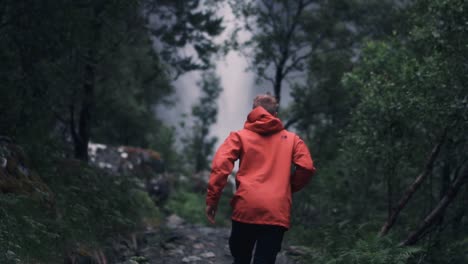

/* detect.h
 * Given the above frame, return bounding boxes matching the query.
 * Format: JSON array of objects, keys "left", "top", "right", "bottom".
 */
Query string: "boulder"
[
  {"left": 88, "top": 143, "right": 164, "bottom": 177},
  {"left": 0, "top": 141, "right": 55, "bottom": 208},
  {"left": 88, "top": 142, "right": 169, "bottom": 206}
]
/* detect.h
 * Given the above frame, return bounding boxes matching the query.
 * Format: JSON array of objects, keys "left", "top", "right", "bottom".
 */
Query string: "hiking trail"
[{"left": 118, "top": 214, "right": 303, "bottom": 264}]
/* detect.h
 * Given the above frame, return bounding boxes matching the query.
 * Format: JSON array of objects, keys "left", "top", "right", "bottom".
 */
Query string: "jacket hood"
[{"left": 244, "top": 106, "right": 284, "bottom": 134}]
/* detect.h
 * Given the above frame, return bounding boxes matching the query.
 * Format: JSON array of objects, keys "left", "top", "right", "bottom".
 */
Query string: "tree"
[
  {"left": 230, "top": 0, "right": 402, "bottom": 108},
  {"left": 337, "top": 0, "right": 468, "bottom": 252},
  {"left": 282, "top": 0, "right": 467, "bottom": 262},
  {"left": 182, "top": 71, "right": 223, "bottom": 173},
  {"left": 0, "top": 0, "right": 226, "bottom": 161},
  {"left": 146, "top": 0, "right": 226, "bottom": 77},
  {"left": 230, "top": 0, "right": 315, "bottom": 104}
]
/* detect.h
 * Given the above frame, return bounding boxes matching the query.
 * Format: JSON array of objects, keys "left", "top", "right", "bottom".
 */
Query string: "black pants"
[{"left": 229, "top": 220, "right": 287, "bottom": 264}]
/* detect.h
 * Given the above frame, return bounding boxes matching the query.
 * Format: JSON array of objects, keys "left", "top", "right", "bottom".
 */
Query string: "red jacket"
[{"left": 206, "top": 106, "right": 316, "bottom": 228}]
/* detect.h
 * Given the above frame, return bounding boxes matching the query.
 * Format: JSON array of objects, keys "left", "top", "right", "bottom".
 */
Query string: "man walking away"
[{"left": 206, "top": 94, "right": 316, "bottom": 264}]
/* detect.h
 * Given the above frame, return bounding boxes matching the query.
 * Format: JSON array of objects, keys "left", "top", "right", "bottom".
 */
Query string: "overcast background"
[{"left": 155, "top": 3, "right": 295, "bottom": 151}]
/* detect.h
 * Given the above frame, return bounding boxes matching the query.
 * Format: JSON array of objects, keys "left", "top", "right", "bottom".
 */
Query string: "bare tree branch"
[
  {"left": 262, "top": 74, "right": 276, "bottom": 86},
  {"left": 283, "top": 51, "right": 312, "bottom": 77},
  {"left": 400, "top": 164, "right": 468, "bottom": 246},
  {"left": 378, "top": 128, "right": 448, "bottom": 237},
  {"left": 260, "top": 0, "right": 282, "bottom": 38}
]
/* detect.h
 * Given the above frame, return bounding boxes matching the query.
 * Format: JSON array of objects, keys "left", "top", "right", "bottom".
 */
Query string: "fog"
[{"left": 156, "top": 3, "right": 293, "bottom": 150}]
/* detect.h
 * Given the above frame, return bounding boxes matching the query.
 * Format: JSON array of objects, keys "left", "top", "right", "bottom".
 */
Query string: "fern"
[{"left": 326, "top": 236, "right": 421, "bottom": 264}]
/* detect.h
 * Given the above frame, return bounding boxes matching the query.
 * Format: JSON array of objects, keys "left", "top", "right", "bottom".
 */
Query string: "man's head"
[{"left": 252, "top": 94, "right": 278, "bottom": 116}]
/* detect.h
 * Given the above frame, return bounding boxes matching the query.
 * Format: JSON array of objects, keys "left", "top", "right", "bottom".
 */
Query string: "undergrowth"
[
  {"left": 285, "top": 222, "right": 422, "bottom": 264},
  {"left": 166, "top": 184, "right": 232, "bottom": 227},
  {"left": 0, "top": 161, "right": 161, "bottom": 263}
]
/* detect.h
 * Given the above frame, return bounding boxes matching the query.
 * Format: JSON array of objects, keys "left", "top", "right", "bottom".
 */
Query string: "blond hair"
[{"left": 252, "top": 94, "right": 278, "bottom": 115}]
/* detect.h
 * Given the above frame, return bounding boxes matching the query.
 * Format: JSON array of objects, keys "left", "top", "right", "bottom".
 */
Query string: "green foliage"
[
  {"left": 286, "top": 221, "right": 421, "bottom": 264},
  {"left": 230, "top": 0, "right": 403, "bottom": 103},
  {"left": 48, "top": 164, "right": 161, "bottom": 245},
  {"left": 147, "top": 0, "right": 225, "bottom": 74},
  {"left": 0, "top": 0, "right": 225, "bottom": 160},
  {"left": 2, "top": 0, "right": 467, "bottom": 263},
  {"left": 284, "top": 0, "right": 468, "bottom": 263},
  {"left": 335, "top": 0, "right": 468, "bottom": 227},
  {"left": 92, "top": 32, "right": 173, "bottom": 148},
  {"left": 166, "top": 190, "right": 207, "bottom": 224},
  {"left": 0, "top": 163, "right": 162, "bottom": 263},
  {"left": 166, "top": 187, "right": 232, "bottom": 226},
  {"left": 327, "top": 237, "right": 421, "bottom": 264},
  {"left": 0, "top": 0, "right": 224, "bottom": 262},
  {"left": 0, "top": 195, "right": 60, "bottom": 262},
  {"left": 289, "top": 0, "right": 405, "bottom": 162},
  {"left": 0, "top": 0, "right": 225, "bottom": 261},
  {"left": 181, "top": 71, "right": 223, "bottom": 172}
]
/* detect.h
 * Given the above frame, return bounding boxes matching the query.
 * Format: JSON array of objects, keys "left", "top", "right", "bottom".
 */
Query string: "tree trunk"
[
  {"left": 386, "top": 170, "right": 393, "bottom": 224},
  {"left": 70, "top": 3, "right": 103, "bottom": 161},
  {"left": 274, "top": 60, "right": 285, "bottom": 104},
  {"left": 400, "top": 165, "right": 468, "bottom": 246},
  {"left": 73, "top": 57, "right": 95, "bottom": 161}
]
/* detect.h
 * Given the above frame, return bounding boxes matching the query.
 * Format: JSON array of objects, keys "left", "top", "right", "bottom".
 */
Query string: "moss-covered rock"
[
  {"left": 1, "top": 139, "right": 164, "bottom": 263},
  {"left": 0, "top": 141, "right": 55, "bottom": 208}
]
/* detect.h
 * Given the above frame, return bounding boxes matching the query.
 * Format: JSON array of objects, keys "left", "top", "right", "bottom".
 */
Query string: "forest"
[{"left": 0, "top": 0, "right": 467, "bottom": 263}]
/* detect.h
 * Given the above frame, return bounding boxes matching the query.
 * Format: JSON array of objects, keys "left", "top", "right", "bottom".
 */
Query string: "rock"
[
  {"left": 200, "top": 251, "right": 216, "bottom": 258},
  {"left": 286, "top": 245, "right": 313, "bottom": 256},
  {"left": 0, "top": 136, "right": 13, "bottom": 143},
  {"left": 187, "top": 235, "right": 198, "bottom": 241},
  {"left": 161, "top": 242, "right": 177, "bottom": 250},
  {"left": 5, "top": 250, "right": 16, "bottom": 259},
  {"left": 112, "top": 240, "right": 134, "bottom": 260},
  {"left": 276, "top": 251, "right": 297, "bottom": 264},
  {"left": 0, "top": 141, "right": 55, "bottom": 208},
  {"left": 88, "top": 143, "right": 164, "bottom": 176},
  {"left": 166, "top": 248, "right": 180, "bottom": 255},
  {"left": 118, "top": 217, "right": 295, "bottom": 264},
  {"left": 167, "top": 248, "right": 185, "bottom": 256},
  {"left": 88, "top": 142, "right": 170, "bottom": 206},
  {"left": 168, "top": 248, "right": 185, "bottom": 256},
  {"left": 146, "top": 176, "right": 170, "bottom": 205},
  {"left": 130, "top": 255, "right": 149, "bottom": 263},
  {"left": 196, "top": 226, "right": 216, "bottom": 236},
  {"left": 182, "top": 255, "right": 202, "bottom": 262},
  {"left": 192, "top": 243, "right": 204, "bottom": 249},
  {"left": 17, "top": 164, "right": 29, "bottom": 177},
  {"left": 166, "top": 214, "right": 184, "bottom": 229}
]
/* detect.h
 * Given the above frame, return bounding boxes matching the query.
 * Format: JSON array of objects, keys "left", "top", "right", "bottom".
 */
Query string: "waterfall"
[{"left": 156, "top": 3, "right": 293, "bottom": 151}]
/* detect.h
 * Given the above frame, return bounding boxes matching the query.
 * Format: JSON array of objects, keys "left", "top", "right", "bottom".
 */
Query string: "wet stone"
[
  {"left": 166, "top": 214, "right": 184, "bottom": 229},
  {"left": 182, "top": 255, "right": 202, "bottom": 262},
  {"left": 200, "top": 251, "right": 216, "bottom": 258},
  {"left": 192, "top": 243, "right": 204, "bottom": 249},
  {"left": 118, "top": 218, "right": 298, "bottom": 264}
]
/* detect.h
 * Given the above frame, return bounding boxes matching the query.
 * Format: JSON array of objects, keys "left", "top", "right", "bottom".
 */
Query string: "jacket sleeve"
[
  {"left": 291, "top": 135, "right": 316, "bottom": 193},
  {"left": 206, "top": 132, "right": 241, "bottom": 206}
]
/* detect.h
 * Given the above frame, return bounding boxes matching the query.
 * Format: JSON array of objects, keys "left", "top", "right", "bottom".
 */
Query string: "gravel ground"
[{"left": 127, "top": 214, "right": 300, "bottom": 264}]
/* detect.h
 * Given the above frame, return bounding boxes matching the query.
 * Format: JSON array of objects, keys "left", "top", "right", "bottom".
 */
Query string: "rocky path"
[{"left": 123, "top": 214, "right": 301, "bottom": 264}]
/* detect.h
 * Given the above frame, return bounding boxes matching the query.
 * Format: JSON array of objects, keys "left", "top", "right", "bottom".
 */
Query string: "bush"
[
  {"left": 0, "top": 161, "right": 162, "bottom": 263},
  {"left": 166, "top": 186, "right": 232, "bottom": 226},
  {"left": 327, "top": 236, "right": 421, "bottom": 264},
  {"left": 0, "top": 194, "right": 60, "bottom": 263}
]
